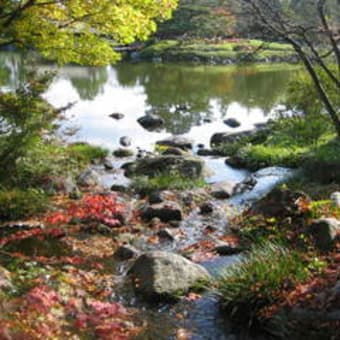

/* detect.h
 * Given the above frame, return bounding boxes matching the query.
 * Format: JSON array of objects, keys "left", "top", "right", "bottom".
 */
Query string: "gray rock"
[
  {"left": 210, "top": 127, "right": 268, "bottom": 147},
  {"left": 157, "top": 228, "right": 175, "bottom": 241},
  {"left": 210, "top": 181, "right": 237, "bottom": 199},
  {"left": 77, "top": 168, "right": 100, "bottom": 187},
  {"left": 124, "top": 155, "right": 205, "bottom": 179},
  {"left": 199, "top": 202, "right": 214, "bottom": 215},
  {"left": 137, "top": 114, "right": 164, "bottom": 131},
  {"left": 103, "top": 159, "right": 114, "bottom": 170},
  {"left": 114, "top": 245, "right": 139, "bottom": 260},
  {"left": 141, "top": 202, "right": 183, "bottom": 222},
  {"left": 233, "top": 176, "right": 257, "bottom": 194},
  {"left": 223, "top": 118, "right": 241, "bottom": 128},
  {"left": 119, "top": 136, "right": 132, "bottom": 147},
  {"left": 309, "top": 218, "right": 340, "bottom": 251},
  {"left": 330, "top": 192, "right": 340, "bottom": 207},
  {"left": 156, "top": 136, "right": 194, "bottom": 150},
  {"left": 129, "top": 251, "right": 211, "bottom": 299},
  {"left": 109, "top": 112, "right": 124, "bottom": 120}
]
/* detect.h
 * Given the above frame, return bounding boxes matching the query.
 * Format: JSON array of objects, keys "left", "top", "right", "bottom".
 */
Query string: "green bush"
[
  {"left": 286, "top": 65, "right": 340, "bottom": 118},
  {"left": 268, "top": 113, "right": 332, "bottom": 147},
  {"left": 0, "top": 71, "right": 56, "bottom": 181},
  {"left": 0, "top": 188, "right": 47, "bottom": 220},
  {"left": 302, "top": 138, "right": 340, "bottom": 183},
  {"left": 67, "top": 143, "right": 108, "bottom": 164},
  {"left": 131, "top": 171, "right": 206, "bottom": 195},
  {"left": 216, "top": 243, "right": 310, "bottom": 327}
]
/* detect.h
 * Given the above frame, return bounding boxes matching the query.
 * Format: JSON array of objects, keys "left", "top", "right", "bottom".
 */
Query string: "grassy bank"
[
  {"left": 216, "top": 114, "right": 340, "bottom": 183},
  {"left": 0, "top": 142, "right": 108, "bottom": 221},
  {"left": 138, "top": 39, "right": 297, "bottom": 64}
]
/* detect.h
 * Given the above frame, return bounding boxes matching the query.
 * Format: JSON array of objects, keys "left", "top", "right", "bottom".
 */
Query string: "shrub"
[
  {"left": 67, "top": 143, "right": 108, "bottom": 165},
  {"left": 216, "top": 243, "right": 310, "bottom": 328},
  {"left": 0, "top": 71, "right": 56, "bottom": 182},
  {"left": 131, "top": 171, "right": 206, "bottom": 195},
  {"left": 302, "top": 138, "right": 340, "bottom": 183},
  {"left": 0, "top": 188, "right": 47, "bottom": 220}
]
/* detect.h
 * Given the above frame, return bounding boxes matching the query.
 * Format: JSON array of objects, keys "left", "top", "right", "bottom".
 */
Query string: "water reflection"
[{"left": 0, "top": 53, "right": 293, "bottom": 150}]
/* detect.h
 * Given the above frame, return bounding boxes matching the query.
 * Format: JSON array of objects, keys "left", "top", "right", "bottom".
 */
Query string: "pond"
[{"left": 1, "top": 53, "right": 294, "bottom": 151}]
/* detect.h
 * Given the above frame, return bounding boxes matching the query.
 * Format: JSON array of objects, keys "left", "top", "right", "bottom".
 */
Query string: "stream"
[{"left": 0, "top": 54, "right": 298, "bottom": 339}]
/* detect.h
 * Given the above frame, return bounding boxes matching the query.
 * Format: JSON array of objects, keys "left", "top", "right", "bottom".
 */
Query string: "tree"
[
  {"left": 0, "top": 0, "right": 178, "bottom": 65},
  {"left": 237, "top": 0, "right": 340, "bottom": 137}
]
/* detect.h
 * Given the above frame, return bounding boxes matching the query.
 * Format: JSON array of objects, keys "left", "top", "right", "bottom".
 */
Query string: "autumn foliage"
[{"left": 44, "top": 194, "right": 125, "bottom": 227}]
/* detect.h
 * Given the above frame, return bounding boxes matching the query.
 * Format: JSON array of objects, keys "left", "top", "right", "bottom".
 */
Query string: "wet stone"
[
  {"left": 141, "top": 202, "right": 183, "bottom": 222},
  {"left": 114, "top": 244, "right": 139, "bottom": 260},
  {"left": 128, "top": 251, "right": 211, "bottom": 300},
  {"left": 213, "top": 244, "right": 242, "bottom": 256},
  {"left": 109, "top": 112, "right": 124, "bottom": 120},
  {"left": 157, "top": 228, "right": 175, "bottom": 241},
  {"left": 199, "top": 202, "right": 214, "bottom": 215},
  {"left": 119, "top": 136, "right": 132, "bottom": 147}
]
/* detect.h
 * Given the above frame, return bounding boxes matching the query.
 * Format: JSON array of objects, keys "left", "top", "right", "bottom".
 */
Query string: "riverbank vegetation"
[{"left": 139, "top": 38, "right": 296, "bottom": 63}]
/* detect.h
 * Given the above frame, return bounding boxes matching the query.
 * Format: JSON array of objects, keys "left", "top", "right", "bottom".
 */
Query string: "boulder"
[
  {"left": 308, "top": 218, "right": 340, "bottom": 251},
  {"left": 137, "top": 114, "right": 164, "bottom": 131},
  {"left": 124, "top": 155, "right": 205, "bottom": 179},
  {"left": 52, "top": 176, "right": 77, "bottom": 194},
  {"left": 109, "top": 112, "right": 124, "bottom": 120},
  {"left": 210, "top": 127, "right": 268, "bottom": 147},
  {"left": 77, "top": 168, "right": 101, "bottom": 187},
  {"left": 223, "top": 118, "right": 241, "bottom": 128},
  {"left": 210, "top": 181, "right": 237, "bottom": 199},
  {"left": 141, "top": 202, "right": 183, "bottom": 222},
  {"left": 119, "top": 136, "right": 132, "bottom": 147},
  {"left": 233, "top": 176, "right": 257, "bottom": 194},
  {"left": 156, "top": 136, "right": 194, "bottom": 150},
  {"left": 128, "top": 251, "right": 211, "bottom": 299}
]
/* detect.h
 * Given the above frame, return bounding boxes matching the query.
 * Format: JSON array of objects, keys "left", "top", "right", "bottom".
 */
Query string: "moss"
[
  {"left": 131, "top": 172, "right": 206, "bottom": 195},
  {"left": 67, "top": 143, "right": 108, "bottom": 164},
  {"left": 219, "top": 110, "right": 338, "bottom": 176}
]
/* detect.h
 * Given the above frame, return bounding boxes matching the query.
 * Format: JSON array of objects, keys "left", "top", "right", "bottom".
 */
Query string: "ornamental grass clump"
[{"left": 216, "top": 242, "right": 309, "bottom": 328}]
